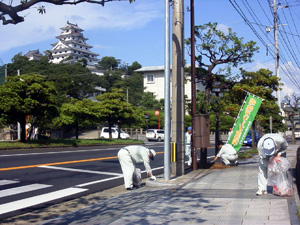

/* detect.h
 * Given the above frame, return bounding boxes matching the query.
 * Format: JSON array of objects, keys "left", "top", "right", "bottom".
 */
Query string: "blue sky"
[{"left": 0, "top": 0, "right": 299, "bottom": 99}]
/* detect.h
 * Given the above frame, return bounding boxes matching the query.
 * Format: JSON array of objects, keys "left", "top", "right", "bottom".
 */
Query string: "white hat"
[
  {"left": 149, "top": 149, "right": 156, "bottom": 160},
  {"left": 262, "top": 138, "right": 276, "bottom": 157}
]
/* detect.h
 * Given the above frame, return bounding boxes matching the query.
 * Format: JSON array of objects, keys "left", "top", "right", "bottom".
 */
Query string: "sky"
[{"left": 0, "top": 0, "right": 300, "bottom": 101}]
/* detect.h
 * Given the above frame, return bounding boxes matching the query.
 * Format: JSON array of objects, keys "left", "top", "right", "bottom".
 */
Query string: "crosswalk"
[{"left": 0, "top": 179, "right": 88, "bottom": 217}]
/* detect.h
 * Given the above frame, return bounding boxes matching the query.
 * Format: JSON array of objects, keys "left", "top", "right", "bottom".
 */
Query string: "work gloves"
[{"left": 150, "top": 176, "right": 157, "bottom": 181}]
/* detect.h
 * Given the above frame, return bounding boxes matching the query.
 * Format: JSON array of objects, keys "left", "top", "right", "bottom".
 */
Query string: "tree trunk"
[
  {"left": 75, "top": 122, "right": 79, "bottom": 140},
  {"left": 20, "top": 116, "right": 27, "bottom": 142}
]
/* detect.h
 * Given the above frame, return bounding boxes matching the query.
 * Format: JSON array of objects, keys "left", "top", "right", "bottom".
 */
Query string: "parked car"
[
  {"left": 146, "top": 129, "right": 165, "bottom": 142},
  {"left": 100, "top": 127, "right": 130, "bottom": 139},
  {"left": 243, "top": 130, "right": 261, "bottom": 146}
]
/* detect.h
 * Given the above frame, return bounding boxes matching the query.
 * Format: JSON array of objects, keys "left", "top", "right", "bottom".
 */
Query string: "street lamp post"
[{"left": 212, "top": 81, "right": 223, "bottom": 156}]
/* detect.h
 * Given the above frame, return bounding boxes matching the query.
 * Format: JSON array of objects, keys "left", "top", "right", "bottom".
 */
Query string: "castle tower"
[{"left": 48, "top": 21, "right": 99, "bottom": 66}]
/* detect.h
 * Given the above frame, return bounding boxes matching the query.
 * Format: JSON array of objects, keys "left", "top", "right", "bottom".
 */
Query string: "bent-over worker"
[
  {"left": 118, "top": 145, "right": 156, "bottom": 190},
  {"left": 256, "top": 133, "right": 288, "bottom": 196}
]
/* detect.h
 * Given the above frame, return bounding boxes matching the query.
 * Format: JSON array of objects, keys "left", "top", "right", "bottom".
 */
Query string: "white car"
[
  {"left": 146, "top": 129, "right": 164, "bottom": 142},
  {"left": 100, "top": 127, "right": 130, "bottom": 139}
]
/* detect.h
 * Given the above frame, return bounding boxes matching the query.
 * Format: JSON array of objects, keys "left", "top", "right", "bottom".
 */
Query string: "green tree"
[
  {"left": 185, "top": 22, "right": 259, "bottom": 112},
  {"left": 140, "top": 92, "right": 163, "bottom": 110},
  {"left": 224, "top": 68, "right": 284, "bottom": 146},
  {"left": 96, "top": 88, "right": 142, "bottom": 138},
  {"left": 0, "top": 74, "right": 57, "bottom": 142},
  {"left": 53, "top": 98, "right": 98, "bottom": 139},
  {"left": 6, "top": 54, "right": 100, "bottom": 102},
  {"left": 97, "top": 56, "right": 120, "bottom": 71},
  {"left": 113, "top": 73, "right": 144, "bottom": 106}
]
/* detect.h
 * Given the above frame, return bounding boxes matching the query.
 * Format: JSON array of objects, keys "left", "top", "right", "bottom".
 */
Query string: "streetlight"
[{"left": 211, "top": 80, "right": 223, "bottom": 156}]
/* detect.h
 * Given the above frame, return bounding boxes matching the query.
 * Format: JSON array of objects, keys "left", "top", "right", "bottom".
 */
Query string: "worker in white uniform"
[
  {"left": 256, "top": 133, "right": 288, "bottom": 195},
  {"left": 212, "top": 141, "right": 238, "bottom": 166},
  {"left": 185, "top": 127, "right": 192, "bottom": 166},
  {"left": 117, "top": 145, "right": 156, "bottom": 190}
]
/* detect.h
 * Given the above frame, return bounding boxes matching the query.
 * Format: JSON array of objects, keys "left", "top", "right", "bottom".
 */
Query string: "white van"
[
  {"left": 146, "top": 129, "right": 164, "bottom": 142},
  {"left": 100, "top": 127, "right": 130, "bottom": 139}
]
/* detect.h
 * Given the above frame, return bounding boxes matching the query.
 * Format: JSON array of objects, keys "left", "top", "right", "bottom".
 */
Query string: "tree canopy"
[
  {"left": 0, "top": 74, "right": 58, "bottom": 141},
  {"left": 0, "top": 0, "right": 135, "bottom": 25},
  {"left": 185, "top": 22, "right": 259, "bottom": 111},
  {"left": 224, "top": 68, "right": 284, "bottom": 134}
]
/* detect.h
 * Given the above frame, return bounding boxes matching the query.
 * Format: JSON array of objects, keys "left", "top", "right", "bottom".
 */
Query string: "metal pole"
[
  {"left": 164, "top": 0, "right": 171, "bottom": 180},
  {"left": 215, "top": 93, "right": 219, "bottom": 156},
  {"left": 17, "top": 69, "right": 21, "bottom": 140},
  {"left": 190, "top": 0, "right": 197, "bottom": 170}
]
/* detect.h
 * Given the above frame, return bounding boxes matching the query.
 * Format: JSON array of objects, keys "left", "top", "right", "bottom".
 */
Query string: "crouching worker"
[
  {"left": 118, "top": 145, "right": 156, "bottom": 190},
  {"left": 212, "top": 141, "right": 238, "bottom": 166}
]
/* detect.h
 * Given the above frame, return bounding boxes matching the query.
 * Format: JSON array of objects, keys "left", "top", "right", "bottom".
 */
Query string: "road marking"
[
  {"left": 75, "top": 176, "right": 124, "bottom": 188},
  {"left": 0, "top": 156, "right": 117, "bottom": 171},
  {"left": 0, "top": 184, "right": 52, "bottom": 198},
  {"left": 0, "top": 187, "right": 88, "bottom": 215},
  {"left": 0, "top": 148, "right": 118, "bottom": 158},
  {"left": 0, "top": 180, "right": 20, "bottom": 186},
  {"left": 75, "top": 166, "right": 164, "bottom": 188},
  {"left": 39, "top": 165, "right": 123, "bottom": 176},
  {"left": 0, "top": 152, "right": 164, "bottom": 172}
]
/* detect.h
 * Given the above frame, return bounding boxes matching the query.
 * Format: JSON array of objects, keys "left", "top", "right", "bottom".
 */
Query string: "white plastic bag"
[
  {"left": 132, "top": 168, "right": 142, "bottom": 188},
  {"left": 268, "top": 157, "right": 293, "bottom": 196},
  {"left": 272, "top": 170, "right": 293, "bottom": 196}
]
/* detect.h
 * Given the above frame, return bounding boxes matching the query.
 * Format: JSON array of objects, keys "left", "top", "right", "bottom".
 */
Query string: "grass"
[
  {"left": 0, "top": 138, "right": 144, "bottom": 150},
  {"left": 238, "top": 147, "right": 258, "bottom": 159}
]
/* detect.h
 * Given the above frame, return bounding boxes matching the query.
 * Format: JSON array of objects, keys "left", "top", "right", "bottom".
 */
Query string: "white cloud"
[{"left": 0, "top": 0, "right": 161, "bottom": 53}]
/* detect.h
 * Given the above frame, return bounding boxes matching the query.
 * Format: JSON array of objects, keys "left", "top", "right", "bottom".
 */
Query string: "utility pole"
[
  {"left": 171, "top": 0, "right": 185, "bottom": 176},
  {"left": 190, "top": 0, "right": 197, "bottom": 170},
  {"left": 273, "top": 0, "right": 281, "bottom": 111}
]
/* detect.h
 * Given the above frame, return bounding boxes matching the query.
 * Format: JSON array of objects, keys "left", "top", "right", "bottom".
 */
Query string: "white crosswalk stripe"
[
  {"left": 0, "top": 180, "right": 88, "bottom": 216},
  {"left": 0, "top": 183, "right": 52, "bottom": 198},
  {"left": 0, "top": 180, "right": 20, "bottom": 186},
  {"left": 0, "top": 187, "right": 88, "bottom": 215}
]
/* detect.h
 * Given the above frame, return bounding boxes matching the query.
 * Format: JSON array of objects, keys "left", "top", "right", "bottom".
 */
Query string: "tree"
[
  {"left": 185, "top": 22, "right": 259, "bottom": 112},
  {"left": 53, "top": 98, "right": 98, "bottom": 139},
  {"left": 0, "top": 74, "right": 57, "bottom": 142},
  {"left": 224, "top": 68, "right": 285, "bottom": 147},
  {"left": 97, "top": 56, "right": 120, "bottom": 71},
  {"left": 6, "top": 54, "right": 100, "bottom": 102},
  {"left": 96, "top": 88, "right": 142, "bottom": 138},
  {"left": 282, "top": 93, "right": 300, "bottom": 144},
  {"left": 0, "top": 0, "right": 135, "bottom": 25},
  {"left": 140, "top": 92, "right": 163, "bottom": 110}
]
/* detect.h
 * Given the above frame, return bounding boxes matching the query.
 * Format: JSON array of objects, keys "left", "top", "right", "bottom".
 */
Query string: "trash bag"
[
  {"left": 272, "top": 170, "right": 293, "bottom": 196},
  {"left": 132, "top": 168, "right": 142, "bottom": 188},
  {"left": 268, "top": 157, "right": 293, "bottom": 196}
]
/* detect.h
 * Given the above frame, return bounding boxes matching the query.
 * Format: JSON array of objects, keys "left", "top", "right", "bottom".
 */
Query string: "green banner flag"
[{"left": 227, "top": 93, "right": 263, "bottom": 152}]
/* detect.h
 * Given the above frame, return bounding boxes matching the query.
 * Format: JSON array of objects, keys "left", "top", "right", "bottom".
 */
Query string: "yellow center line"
[{"left": 0, "top": 151, "right": 165, "bottom": 172}]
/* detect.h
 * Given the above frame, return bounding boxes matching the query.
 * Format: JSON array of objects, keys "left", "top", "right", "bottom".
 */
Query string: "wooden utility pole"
[{"left": 171, "top": 0, "right": 185, "bottom": 176}]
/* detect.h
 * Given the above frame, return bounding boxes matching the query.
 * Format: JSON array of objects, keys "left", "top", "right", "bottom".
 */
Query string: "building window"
[{"left": 147, "top": 74, "right": 154, "bottom": 83}]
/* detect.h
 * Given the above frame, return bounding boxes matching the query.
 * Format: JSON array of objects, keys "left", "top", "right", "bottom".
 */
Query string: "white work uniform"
[
  {"left": 117, "top": 145, "right": 152, "bottom": 189},
  {"left": 257, "top": 133, "right": 288, "bottom": 192},
  {"left": 217, "top": 144, "right": 238, "bottom": 165},
  {"left": 185, "top": 131, "right": 192, "bottom": 165}
]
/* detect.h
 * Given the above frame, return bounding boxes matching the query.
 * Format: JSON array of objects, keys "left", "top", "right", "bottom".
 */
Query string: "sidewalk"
[{"left": 40, "top": 145, "right": 300, "bottom": 225}]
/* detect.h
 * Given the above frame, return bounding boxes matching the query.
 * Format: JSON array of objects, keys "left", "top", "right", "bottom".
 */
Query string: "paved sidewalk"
[{"left": 40, "top": 145, "right": 300, "bottom": 225}]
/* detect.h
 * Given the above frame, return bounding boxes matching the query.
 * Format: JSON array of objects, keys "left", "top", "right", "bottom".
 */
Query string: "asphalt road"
[{"left": 0, "top": 142, "right": 250, "bottom": 219}]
